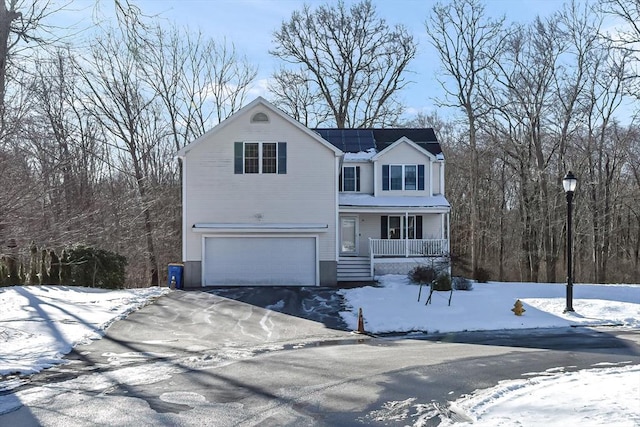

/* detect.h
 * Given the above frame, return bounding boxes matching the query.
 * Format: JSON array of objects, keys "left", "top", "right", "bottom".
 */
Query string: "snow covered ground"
[
  {"left": 0, "top": 285, "right": 169, "bottom": 375},
  {"left": 339, "top": 276, "right": 640, "bottom": 426},
  {"left": 0, "top": 278, "right": 639, "bottom": 426},
  {"left": 339, "top": 275, "right": 640, "bottom": 333}
]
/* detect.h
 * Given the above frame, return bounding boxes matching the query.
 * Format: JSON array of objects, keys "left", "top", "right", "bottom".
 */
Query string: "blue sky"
[{"left": 68, "top": 0, "right": 567, "bottom": 121}]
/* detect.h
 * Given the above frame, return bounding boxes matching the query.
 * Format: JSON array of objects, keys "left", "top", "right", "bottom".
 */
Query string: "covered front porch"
[{"left": 338, "top": 211, "right": 450, "bottom": 281}]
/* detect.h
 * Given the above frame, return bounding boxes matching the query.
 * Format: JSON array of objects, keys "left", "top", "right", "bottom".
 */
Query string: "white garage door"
[{"left": 203, "top": 236, "right": 317, "bottom": 286}]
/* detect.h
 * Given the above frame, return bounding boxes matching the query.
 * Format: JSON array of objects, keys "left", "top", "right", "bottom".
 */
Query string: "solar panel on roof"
[{"left": 314, "top": 128, "right": 375, "bottom": 153}]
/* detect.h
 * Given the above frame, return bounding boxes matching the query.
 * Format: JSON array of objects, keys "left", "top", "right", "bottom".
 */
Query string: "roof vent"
[{"left": 251, "top": 112, "right": 269, "bottom": 123}]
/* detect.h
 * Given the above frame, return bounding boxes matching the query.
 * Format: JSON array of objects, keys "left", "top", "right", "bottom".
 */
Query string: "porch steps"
[{"left": 337, "top": 257, "right": 373, "bottom": 282}]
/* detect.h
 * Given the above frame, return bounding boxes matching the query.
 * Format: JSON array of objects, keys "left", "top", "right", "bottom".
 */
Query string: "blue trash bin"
[{"left": 168, "top": 263, "right": 184, "bottom": 289}]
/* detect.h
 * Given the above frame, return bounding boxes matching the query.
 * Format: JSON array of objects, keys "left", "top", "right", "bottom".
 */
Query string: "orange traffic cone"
[{"left": 357, "top": 308, "right": 365, "bottom": 334}]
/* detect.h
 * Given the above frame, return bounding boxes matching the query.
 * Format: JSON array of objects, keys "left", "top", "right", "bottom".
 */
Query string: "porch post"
[
  {"left": 369, "top": 238, "right": 374, "bottom": 278},
  {"left": 441, "top": 214, "right": 446, "bottom": 254},
  {"left": 405, "top": 211, "right": 409, "bottom": 257},
  {"left": 446, "top": 212, "right": 450, "bottom": 253}
]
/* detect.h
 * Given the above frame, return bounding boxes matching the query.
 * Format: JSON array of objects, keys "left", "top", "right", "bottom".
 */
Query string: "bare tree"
[
  {"left": 27, "top": 49, "right": 108, "bottom": 245},
  {"left": 576, "top": 39, "right": 629, "bottom": 283},
  {"left": 271, "top": 0, "right": 416, "bottom": 127},
  {"left": 600, "top": 0, "right": 640, "bottom": 106},
  {"left": 269, "top": 68, "right": 331, "bottom": 127},
  {"left": 0, "top": 1, "right": 70, "bottom": 114},
  {"left": 76, "top": 29, "right": 165, "bottom": 286},
  {"left": 136, "top": 25, "right": 256, "bottom": 151},
  {"left": 426, "top": 0, "right": 505, "bottom": 277},
  {"left": 485, "top": 16, "right": 568, "bottom": 282}
]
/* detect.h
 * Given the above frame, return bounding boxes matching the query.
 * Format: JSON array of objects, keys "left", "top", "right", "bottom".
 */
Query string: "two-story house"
[{"left": 176, "top": 97, "right": 450, "bottom": 288}]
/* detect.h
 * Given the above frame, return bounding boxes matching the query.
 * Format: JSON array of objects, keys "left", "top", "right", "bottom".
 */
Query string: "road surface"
[{"left": 1, "top": 290, "right": 639, "bottom": 426}]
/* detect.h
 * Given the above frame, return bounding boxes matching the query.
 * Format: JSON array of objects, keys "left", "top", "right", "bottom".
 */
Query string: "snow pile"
[
  {"left": 438, "top": 363, "right": 640, "bottom": 426},
  {"left": 0, "top": 285, "right": 169, "bottom": 375},
  {"left": 339, "top": 275, "right": 640, "bottom": 334}
]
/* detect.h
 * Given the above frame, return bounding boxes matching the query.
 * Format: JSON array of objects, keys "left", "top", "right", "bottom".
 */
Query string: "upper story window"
[
  {"left": 340, "top": 166, "right": 360, "bottom": 192},
  {"left": 234, "top": 142, "right": 287, "bottom": 174},
  {"left": 382, "top": 164, "right": 425, "bottom": 191}
]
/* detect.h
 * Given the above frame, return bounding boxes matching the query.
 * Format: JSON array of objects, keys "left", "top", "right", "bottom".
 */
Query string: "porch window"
[
  {"left": 234, "top": 142, "right": 287, "bottom": 174},
  {"left": 340, "top": 166, "right": 360, "bottom": 192},
  {"left": 388, "top": 216, "right": 402, "bottom": 239},
  {"left": 381, "top": 215, "right": 423, "bottom": 239},
  {"left": 382, "top": 164, "right": 425, "bottom": 191}
]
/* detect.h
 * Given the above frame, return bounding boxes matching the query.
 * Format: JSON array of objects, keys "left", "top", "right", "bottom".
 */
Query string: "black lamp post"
[{"left": 563, "top": 171, "right": 577, "bottom": 313}]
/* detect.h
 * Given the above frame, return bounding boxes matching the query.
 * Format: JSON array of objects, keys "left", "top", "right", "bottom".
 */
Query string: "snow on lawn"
[
  {"left": 339, "top": 276, "right": 640, "bottom": 426},
  {"left": 437, "top": 363, "right": 640, "bottom": 427},
  {"left": 339, "top": 275, "right": 640, "bottom": 334},
  {"left": 0, "top": 285, "right": 169, "bottom": 376}
]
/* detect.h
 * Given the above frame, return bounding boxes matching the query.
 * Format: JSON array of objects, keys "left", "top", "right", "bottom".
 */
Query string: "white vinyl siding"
[
  {"left": 183, "top": 104, "right": 337, "bottom": 265},
  {"left": 432, "top": 162, "right": 443, "bottom": 195}
]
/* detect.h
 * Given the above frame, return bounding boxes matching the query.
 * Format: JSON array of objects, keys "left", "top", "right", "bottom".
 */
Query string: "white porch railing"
[{"left": 369, "top": 238, "right": 449, "bottom": 257}]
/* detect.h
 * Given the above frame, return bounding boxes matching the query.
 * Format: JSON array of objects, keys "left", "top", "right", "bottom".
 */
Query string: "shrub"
[
  {"left": 66, "top": 246, "right": 127, "bottom": 289},
  {"left": 452, "top": 276, "right": 473, "bottom": 291},
  {"left": 18, "top": 263, "right": 26, "bottom": 285},
  {"left": 408, "top": 265, "right": 438, "bottom": 285},
  {"left": 431, "top": 273, "right": 452, "bottom": 291},
  {"left": 3, "top": 255, "right": 19, "bottom": 285},
  {"left": 0, "top": 262, "right": 8, "bottom": 287},
  {"left": 474, "top": 267, "right": 491, "bottom": 283},
  {"left": 39, "top": 249, "right": 50, "bottom": 285},
  {"left": 60, "top": 249, "right": 71, "bottom": 286},
  {"left": 49, "top": 250, "right": 60, "bottom": 285},
  {"left": 28, "top": 241, "right": 39, "bottom": 285}
]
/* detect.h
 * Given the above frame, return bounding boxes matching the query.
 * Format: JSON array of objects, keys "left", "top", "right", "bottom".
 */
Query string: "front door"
[{"left": 340, "top": 216, "right": 358, "bottom": 255}]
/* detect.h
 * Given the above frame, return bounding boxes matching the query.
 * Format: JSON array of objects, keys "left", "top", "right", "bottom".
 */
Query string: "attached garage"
[{"left": 202, "top": 235, "right": 318, "bottom": 286}]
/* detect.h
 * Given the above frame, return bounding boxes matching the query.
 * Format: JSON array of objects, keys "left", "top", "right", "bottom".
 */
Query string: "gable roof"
[
  {"left": 177, "top": 97, "right": 343, "bottom": 157},
  {"left": 314, "top": 128, "right": 442, "bottom": 157},
  {"left": 370, "top": 136, "right": 437, "bottom": 161}
]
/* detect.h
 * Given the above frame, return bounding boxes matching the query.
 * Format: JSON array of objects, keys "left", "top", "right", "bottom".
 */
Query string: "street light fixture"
[{"left": 563, "top": 171, "right": 577, "bottom": 313}]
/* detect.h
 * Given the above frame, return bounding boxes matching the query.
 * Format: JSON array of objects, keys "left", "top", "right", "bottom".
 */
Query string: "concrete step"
[
  {"left": 338, "top": 257, "right": 369, "bottom": 263},
  {"left": 337, "top": 276, "right": 373, "bottom": 282},
  {"left": 338, "top": 265, "right": 369, "bottom": 269},
  {"left": 337, "top": 258, "right": 372, "bottom": 281}
]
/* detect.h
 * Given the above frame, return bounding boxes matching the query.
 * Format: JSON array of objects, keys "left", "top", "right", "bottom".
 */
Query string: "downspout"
[
  {"left": 447, "top": 212, "right": 451, "bottom": 253},
  {"left": 440, "top": 161, "right": 445, "bottom": 195},
  {"left": 373, "top": 158, "right": 378, "bottom": 197},
  {"left": 179, "top": 155, "right": 187, "bottom": 262},
  {"left": 447, "top": 211, "right": 452, "bottom": 275}
]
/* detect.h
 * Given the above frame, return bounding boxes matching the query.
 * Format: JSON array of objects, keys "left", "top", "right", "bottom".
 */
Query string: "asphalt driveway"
[{"left": 205, "top": 286, "right": 351, "bottom": 331}]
